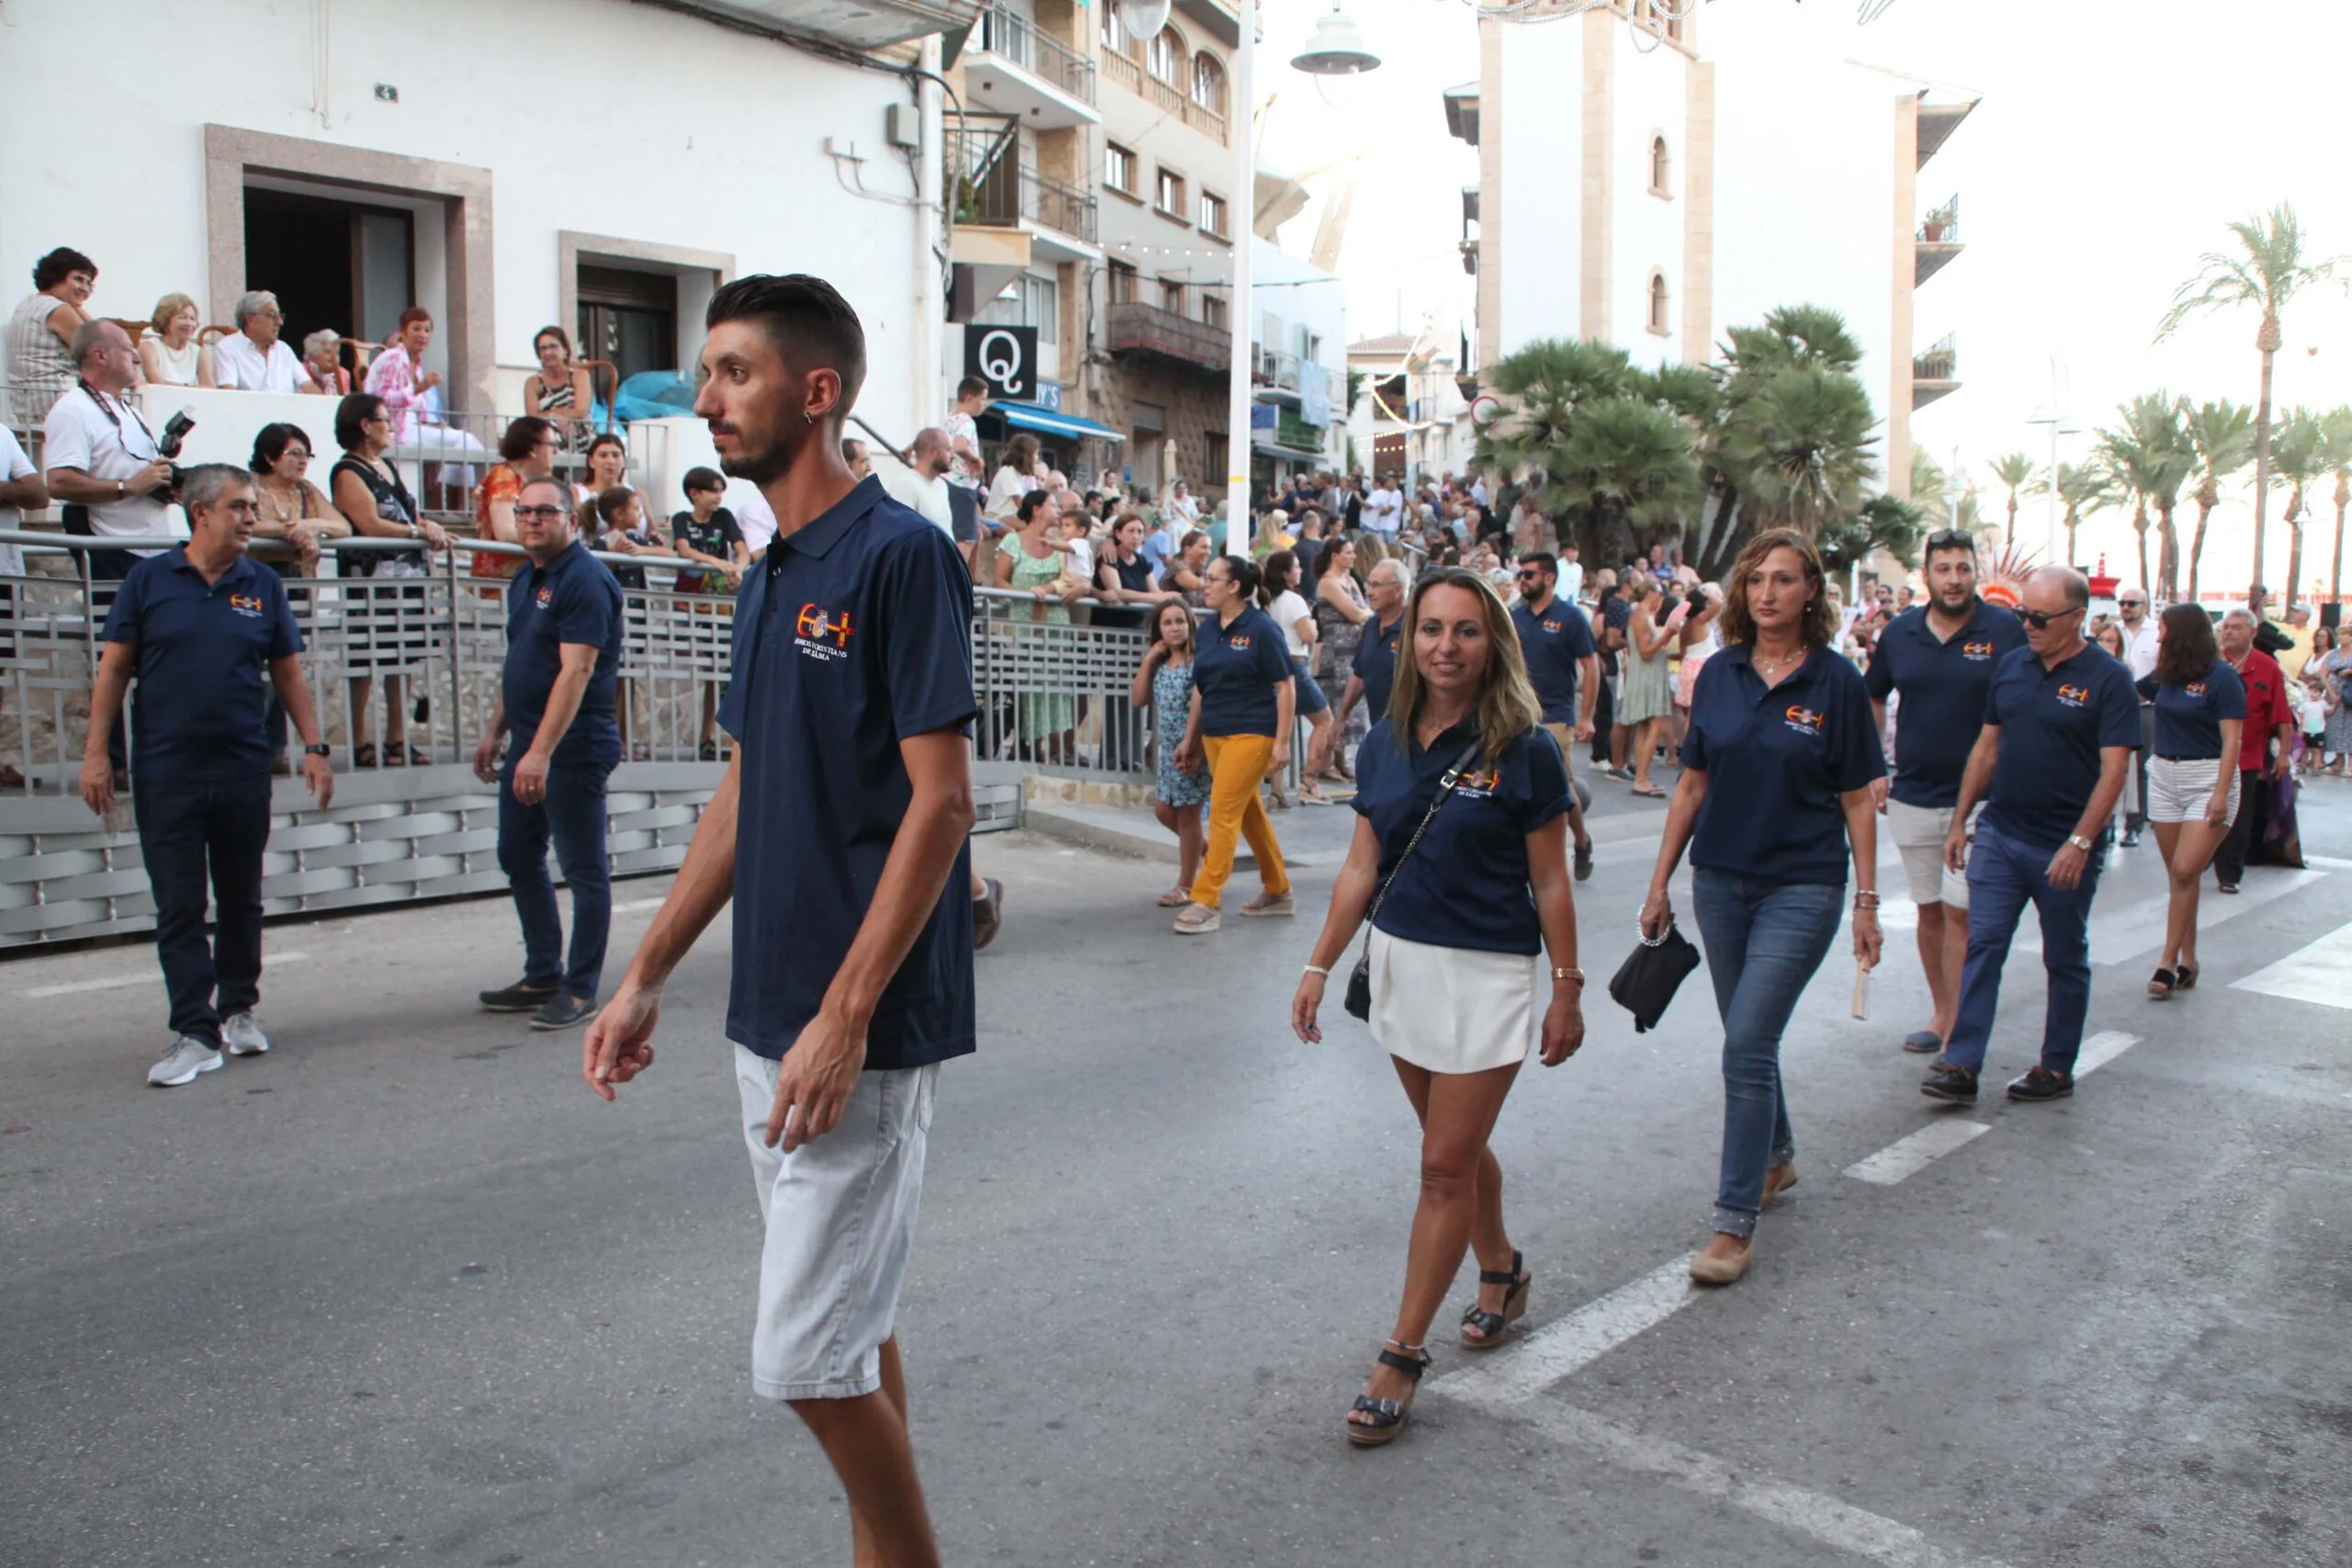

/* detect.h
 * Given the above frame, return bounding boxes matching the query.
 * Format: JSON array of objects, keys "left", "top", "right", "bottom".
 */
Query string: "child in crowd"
[
  {"left": 2297, "top": 672, "right": 2329, "bottom": 774},
  {"left": 666, "top": 468, "right": 748, "bottom": 761}
]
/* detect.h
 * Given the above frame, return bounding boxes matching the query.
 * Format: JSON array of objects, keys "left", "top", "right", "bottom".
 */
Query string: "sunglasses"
[
  {"left": 2020, "top": 606, "right": 2082, "bottom": 630},
  {"left": 1926, "top": 529, "right": 1975, "bottom": 552}
]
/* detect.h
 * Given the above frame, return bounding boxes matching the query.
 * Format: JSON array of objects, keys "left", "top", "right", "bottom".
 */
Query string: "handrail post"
[{"left": 443, "top": 542, "right": 464, "bottom": 762}]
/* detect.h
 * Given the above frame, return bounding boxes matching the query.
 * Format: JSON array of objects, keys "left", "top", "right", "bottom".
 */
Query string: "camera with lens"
[{"left": 153, "top": 409, "right": 197, "bottom": 499}]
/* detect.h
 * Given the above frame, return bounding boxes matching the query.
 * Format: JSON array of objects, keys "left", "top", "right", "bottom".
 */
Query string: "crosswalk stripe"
[
  {"left": 1843, "top": 1120, "right": 1991, "bottom": 1184},
  {"left": 2071, "top": 1030, "right": 2142, "bottom": 1077},
  {"left": 22, "top": 953, "right": 311, "bottom": 998},
  {"left": 1425, "top": 1255, "right": 1699, "bottom": 1405},
  {"left": 2229, "top": 919, "right": 2352, "bottom": 1010}
]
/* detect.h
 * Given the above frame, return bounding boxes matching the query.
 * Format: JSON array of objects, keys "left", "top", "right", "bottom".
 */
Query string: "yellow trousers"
[{"left": 1192, "top": 733, "right": 1289, "bottom": 910}]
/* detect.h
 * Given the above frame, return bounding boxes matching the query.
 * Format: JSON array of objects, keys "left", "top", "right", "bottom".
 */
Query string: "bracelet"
[
  {"left": 1551, "top": 966, "right": 1584, "bottom": 984},
  {"left": 1303, "top": 963, "right": 1331, "bottom": 976},
  {"left": 1853, "top": 890, "right": 1882, "bottom": 909}
]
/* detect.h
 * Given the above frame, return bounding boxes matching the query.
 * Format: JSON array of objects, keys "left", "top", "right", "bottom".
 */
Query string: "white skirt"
[
  {"left": 2147, "top": 755, "right": 2240, "bottom": 826},
  {"left": 1366, "top": 928, "right": 1537, "bottom": 1075}
]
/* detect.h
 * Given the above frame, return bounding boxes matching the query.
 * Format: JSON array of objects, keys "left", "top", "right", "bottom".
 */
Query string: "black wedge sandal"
[
  {"left": 1345, "top": 1340, "right": 1430, "bottom": 1448},
  {"left": 1459, "top": 1249, "right": 1532, "bottom": 1350}
]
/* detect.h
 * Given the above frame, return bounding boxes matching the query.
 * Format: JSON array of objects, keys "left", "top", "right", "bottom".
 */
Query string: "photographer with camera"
[{"left": 43, "top": 320, "right": 185, "bottom": 581}]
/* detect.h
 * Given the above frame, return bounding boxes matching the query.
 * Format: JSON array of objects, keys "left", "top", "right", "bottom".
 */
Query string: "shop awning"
[
  {"left": 992, "top": 401, "right": 1125, "bottom": 443},
  {"left": 1253, "top": 439, "right": 1327, "bottom": 460}
]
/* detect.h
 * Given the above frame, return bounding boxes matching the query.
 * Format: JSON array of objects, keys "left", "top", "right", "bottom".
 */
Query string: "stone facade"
[{"left": 1094, "top": 356, "right": 1227, "bottom": 503}]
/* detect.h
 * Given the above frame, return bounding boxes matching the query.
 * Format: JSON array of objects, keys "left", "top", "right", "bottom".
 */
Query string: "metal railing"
[
  {"left": 1917, "top": 196, "right": 1961, "bottom": 243},
  {"left": 1098, "top": 49, "right": 1227, "bottom": 142},
  {"left": 1914, "top": 333, "right": 1960, "bottom": 381},
  {"left": 1253, "top": 347, "right": 1302, "bottom": 393},
  {"left": 973, "top": 2, "right": 1097, "bottom": 104}
]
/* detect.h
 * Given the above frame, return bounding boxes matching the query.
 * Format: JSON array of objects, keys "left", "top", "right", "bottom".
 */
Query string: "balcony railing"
[
  {"left": 950, "top": 114, "right": 1098, "bottom": 243},
  {"left": 1106, "top": 300, "right": 1231, "bottom": 374},
  {"left": 1913, "top": 333, "right": 1959, "bottom": 382},
  {"left": 1099, "top": 49, "right": 1227, "bottom": 143},
  {"left": 974, "top": 2, "right": 1096, "bottom": 105},
  {"left": 1252, "top": 346, "right": 1301, "bottom": 393}
]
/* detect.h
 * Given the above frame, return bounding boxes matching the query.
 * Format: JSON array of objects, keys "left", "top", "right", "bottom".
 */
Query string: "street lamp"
[{"left": 1215, "top": 3, "right": 1381, "bottom": 536}]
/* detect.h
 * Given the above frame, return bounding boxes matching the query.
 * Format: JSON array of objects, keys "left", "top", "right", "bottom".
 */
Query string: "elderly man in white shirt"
[
  {"left": 43, "top": 321, "right": 186, "bottom": 578},
  {"left": 209, "top": 291, "right": 303, "bottom": 393},
  {"left": 2113, "top": 585, "right": 2161, "bottom": 846}
]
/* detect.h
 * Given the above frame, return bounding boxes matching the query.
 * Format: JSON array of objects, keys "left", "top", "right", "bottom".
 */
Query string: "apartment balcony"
[
  {"left": 1252, "top": 346, "right": 1302, "bottom": 398},
  {"left": 1915, "top": 195, "right": 1963, "bottom": 286},
  {"left": 1917, "top": 97, "right": 1978, "bottom": 168},
  {"left": 951, "top": 113, "right": 1101, "bottom": 262},
  {"left": 662, "top": 0, "right": 981, "bottom": 50},
  {"left": 1912, "top": 333, "right": 1960, "bottom": 409},
  {"left": 1099, "top": 50, "right": 1229, "bottom": 144},
  {"left": 1107, "top": 300, "right": 1231, "bottom": 375},
  {"left": 964, "top": 3, "right": 1099, "bottom": 130}
]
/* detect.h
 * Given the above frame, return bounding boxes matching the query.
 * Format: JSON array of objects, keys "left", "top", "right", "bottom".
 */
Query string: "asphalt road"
[{"left": 4, "top": 773, "right": 2349, "bottom": 1567}]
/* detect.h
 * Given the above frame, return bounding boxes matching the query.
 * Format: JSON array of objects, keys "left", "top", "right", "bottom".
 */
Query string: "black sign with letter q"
[{"left": 964, "top": 325, "right": 1037, "bottom": 401}]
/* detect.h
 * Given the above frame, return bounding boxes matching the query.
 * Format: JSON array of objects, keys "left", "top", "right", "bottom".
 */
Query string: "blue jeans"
[
  {"left": 1691, "top": 871, "right": 1845, "bottom": 1238},
  {"left": 1943, "top": 817, "right": 2103, "bottom": 1077},
  {"left": 497, "top": 761, "right": 614, "bottom": 999},
  {"left": 134, "top": 774, "right": 273, "bottom": 1046}
]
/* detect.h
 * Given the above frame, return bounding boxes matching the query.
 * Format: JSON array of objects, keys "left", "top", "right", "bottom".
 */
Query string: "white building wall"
[
  {"left": 1494, "top": 24, "right": 1586, "bottom": 355},
  {"left": 1611, "top": 25, "right": 1692, "bottom": 364},
  {"left": 0, "top": 0, "right": 926, "bottom": 435}
]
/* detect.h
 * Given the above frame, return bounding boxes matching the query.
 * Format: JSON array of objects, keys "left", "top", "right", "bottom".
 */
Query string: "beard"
[{"left": 715, "top": 423, "right": 800, "bottom": 488}]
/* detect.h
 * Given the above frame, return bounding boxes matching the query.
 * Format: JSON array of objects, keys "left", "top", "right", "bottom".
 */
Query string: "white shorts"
[
  {"left": 2146, "top": 756, "right": 2240, "bottom": 826},
  {"left": 734, "top": 1046, "right": 938, "bottom": 1400},
  {"left": 1367, "top": 928, "right": 1536, "bottom": 1075},
  {"left": 1885, "top": 798, "right": 1971, "bottom": 909}
]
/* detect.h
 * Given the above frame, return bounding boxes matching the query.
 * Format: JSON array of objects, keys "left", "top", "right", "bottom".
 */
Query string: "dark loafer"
[
  {"left": 973, "top": 878, "right": 1004, "bottom": 951},
  {"left": 1920, "top": 1062, "right": 1978, "bottom": 1103},
  {"left": 528, "top": 994, "right": 599, "bottom": 1031},
  {"left": 480, "top": 980, "right": 558, "bottom": 1012}
]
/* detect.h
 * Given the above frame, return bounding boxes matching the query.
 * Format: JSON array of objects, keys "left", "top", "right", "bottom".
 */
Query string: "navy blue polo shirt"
[
  {"left": 1353, "top": 719, "right": 1571, "bottom": 955},
  {"left": 1511, "top": 595, "right": 1599, "bottom": 724},
  {"left": 1352, "top": 610, "right": 1407, "bottom": 720},
  {"left": 717, "top": 477, "right": 978, "bottom": 1070},
  {"left": 100, "top": 546, "right": 301, "bottom": 781},
  {"left": 503, "top": 540, "right": 625, "bottom": 770},
  {"left": 1981, "top": 643, "right": 2141, "bottom": 850},
  {"left": 1680, "top": 645, "right": 1885, "bottom": 885},
  {"left": 2136, "top": 662, "right": 2245, "bottom": 761},
  {"left": 1861, "top": 600, "right": 2026, "bottom": 807},
  {"left": 1193, "top": 604, "right": 1295, "bottom": 737}
]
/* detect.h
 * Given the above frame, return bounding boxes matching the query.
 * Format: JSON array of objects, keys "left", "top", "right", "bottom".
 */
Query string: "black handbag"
[
  {"left": 1344, "top": 738, "right": 1485, "bottom": 1021},
  {"left": 1608, "top": 918, "right": 1702, "bottom": 1033}
]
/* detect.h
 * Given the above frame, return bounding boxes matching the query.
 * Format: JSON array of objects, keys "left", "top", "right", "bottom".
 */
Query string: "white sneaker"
[
  {"left": 148, "top": 1035, "right": 224, "bottom": 1087},
  {"left": 222, "top": 1011, "right": 271, "bottom": 1057}
]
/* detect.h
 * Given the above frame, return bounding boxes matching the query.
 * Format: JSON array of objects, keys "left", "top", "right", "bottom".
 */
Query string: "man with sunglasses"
[
  {"left": 1510, "top": 550, "right": 1600, "bottom": 879},
  {"left": 472, "top": 479, "right": 626, "bottom": 1032},
  {"left": 1924, "top": 567, "right": 2138, "bottom": 1105},
  {"left": 2113, "top": 587, "right": 2160, "bottom": 845},
  {"left": 1864, "top": 528, "right": 2026, "bottom": 1057}
]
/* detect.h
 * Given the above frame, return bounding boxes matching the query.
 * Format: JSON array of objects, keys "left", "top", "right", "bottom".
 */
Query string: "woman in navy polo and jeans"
[
  {"left": 1641, "top": 529, "right": 1884, "bottom": 1287},
  {"left": 1293, "top": 567, "right": 1587, "bottom": 1448}
]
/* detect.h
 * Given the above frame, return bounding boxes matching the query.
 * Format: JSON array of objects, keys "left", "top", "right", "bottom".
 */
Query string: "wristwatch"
[
  {"left": 2065, "top": 833, "right": 2094, "bottom": 852},
  {"left": 304, "top": 743, "right": 332, "bottom": 759}
]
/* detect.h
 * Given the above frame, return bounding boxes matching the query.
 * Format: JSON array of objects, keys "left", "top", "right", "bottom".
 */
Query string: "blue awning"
[{"left": 991, "top": 400, "right": 1125, "bottom": 443}]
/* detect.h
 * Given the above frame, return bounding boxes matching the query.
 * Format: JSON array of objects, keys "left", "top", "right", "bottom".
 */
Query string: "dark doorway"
[
  {"left": 578, "top": 265, "right": 678, "bottom": 393},
  {"left": 243, "top": 188, "right": 415, "bottom": 356}
]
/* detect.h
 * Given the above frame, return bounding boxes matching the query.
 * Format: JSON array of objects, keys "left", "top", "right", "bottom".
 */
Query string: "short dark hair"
[
  {"left": 595, "top": 486, "right": 638, "bottom": 525},
  {"left": 532, "top": 323, "right": 573, "bottom": 356},
  {"left": 841, "top": 437, "right": 866, "bottom": 464},
  {"left": 397, "top": 306, "right": 433, "bottom": 330},
  {"left": 499, "top": 416, "right": 555, "bottom": 464},
  {"left": 1925, "top": 527, "right": 1977, "bottom": 559},
  {"left": 248, "top": 423, "right": 312, "bottom": 473},
  {"left": 33, "top": 247, "right": 96, "bottom": 292},
  {"left": 1215, "top": 554, "right": 1263, "bottom": 601},
  {"left": 334, "top": 393, "right": 386, "bottom": 451},
  {"left": 706, "top": 273, "right": 867, "bottom": 428},
  {"left": 957, "top": 375, "right": 989, "bottom": 400},
  {"left": 1519, "top": 550, "right": 1558, "bottom": 579},
  {"left": 2153, "top": 602, "right": 2219, "bottom": 686},
  {"left": 519, "top": 475, "right": 574, "bottom": 513},
  {"left": 682, "top": 466, "right": 725, "bottom": 494}
]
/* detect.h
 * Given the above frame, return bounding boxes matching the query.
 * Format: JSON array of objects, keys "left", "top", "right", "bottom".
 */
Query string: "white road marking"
[
  {"left": 23, "top": 952, "right": 310, "bottom": 998},
  {"left": 2301, "top": 854, "right": 2352, "bottom": 872},
  {"left": 2229, "top": 919, "right": 2352, "bottom": 1010},
  {"left": 2070, "top": 1029, "right": 2142, "bottom": 1077},
  {"left": 612, "top": 897, "right": 670, "bottom": 912},
  {"left": 1450, "top": 1394, "right": 2019, "bottom": 1568},
  {"left": 1843, "top": 1120, "right": 1992, "bottom": 1185},
  {"left": 1426, "top": 1255, "right": 1699, "bottom": 1406}
]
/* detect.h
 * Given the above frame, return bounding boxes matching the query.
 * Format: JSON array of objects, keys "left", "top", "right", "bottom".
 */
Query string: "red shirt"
[{"left": 2230, "top": 649, "right": 2294, "bottom": 771}]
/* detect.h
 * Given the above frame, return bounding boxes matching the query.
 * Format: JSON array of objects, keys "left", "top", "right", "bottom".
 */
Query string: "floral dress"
[
  {"left": 1009, "top": 538, "right": 1076, "bottom": 743},
  {"left": 1153, "top": 659, "right": 1211, "bottom": 807}
]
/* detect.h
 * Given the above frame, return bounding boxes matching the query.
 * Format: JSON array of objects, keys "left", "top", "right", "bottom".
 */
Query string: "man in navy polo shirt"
[
  {"left": 1337, "top": 557, "right": 1408, "bottom": 732},
  {"left": 1509, "top": 550, "right": 1600, "bottom": 879},
  {"left": 583, "top": 276, "right": 975, "bottom": 1568},
  {"left": 472, "top": 477, "right": 624, "bottom": 1031},
  {"left": 1924, "top": 567, "right": 2138, "bottom": 1106},
  {"left": 1863, "top": 529, "right": 2025, "bottom": 1057},
  {"left": 80, "top": 465, "right": 335, "bottom": 1088}
]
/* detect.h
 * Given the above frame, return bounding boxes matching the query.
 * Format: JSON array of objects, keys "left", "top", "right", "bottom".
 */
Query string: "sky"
[{"left": 1249, "top": 0, "right": 2352, "bottom": 597}]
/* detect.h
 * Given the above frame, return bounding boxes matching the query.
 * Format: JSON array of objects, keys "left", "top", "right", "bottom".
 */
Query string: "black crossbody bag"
[{"left": 1344, "top": 737, "right": 1485, "bottom": 1021}]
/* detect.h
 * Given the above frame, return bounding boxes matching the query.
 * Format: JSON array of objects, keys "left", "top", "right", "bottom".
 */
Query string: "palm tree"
[
  {"left": 2039, "top": 461, "right": 2120, "bottom": 569},
  {"left": 1554, "top": 396, "right": 1702, "bottom": 565},
  {"left": 2318, "top": 405, "right": 2352, "bottom": 609},
  {"left": 1713, "top": 362, "right": 1877, "bottom": 540},
  {"left": 1986, "top": 451, "right": 2039, "bottom": 541},
  {"left": 2180, "top": 399, "right": 2255, "bottom": 601},
  {"left": 1909, "top": 448, "right": 1951, "bottom": 527},
  {"left": 2098, "top": 395, "right": 2194, "bottom": 596},
  {"left": 2157, "top": 204, "right": 2346, "bottom": 599},
  {"left": 2267, "top": 407, "right": 2325, "bottom": 607}
]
